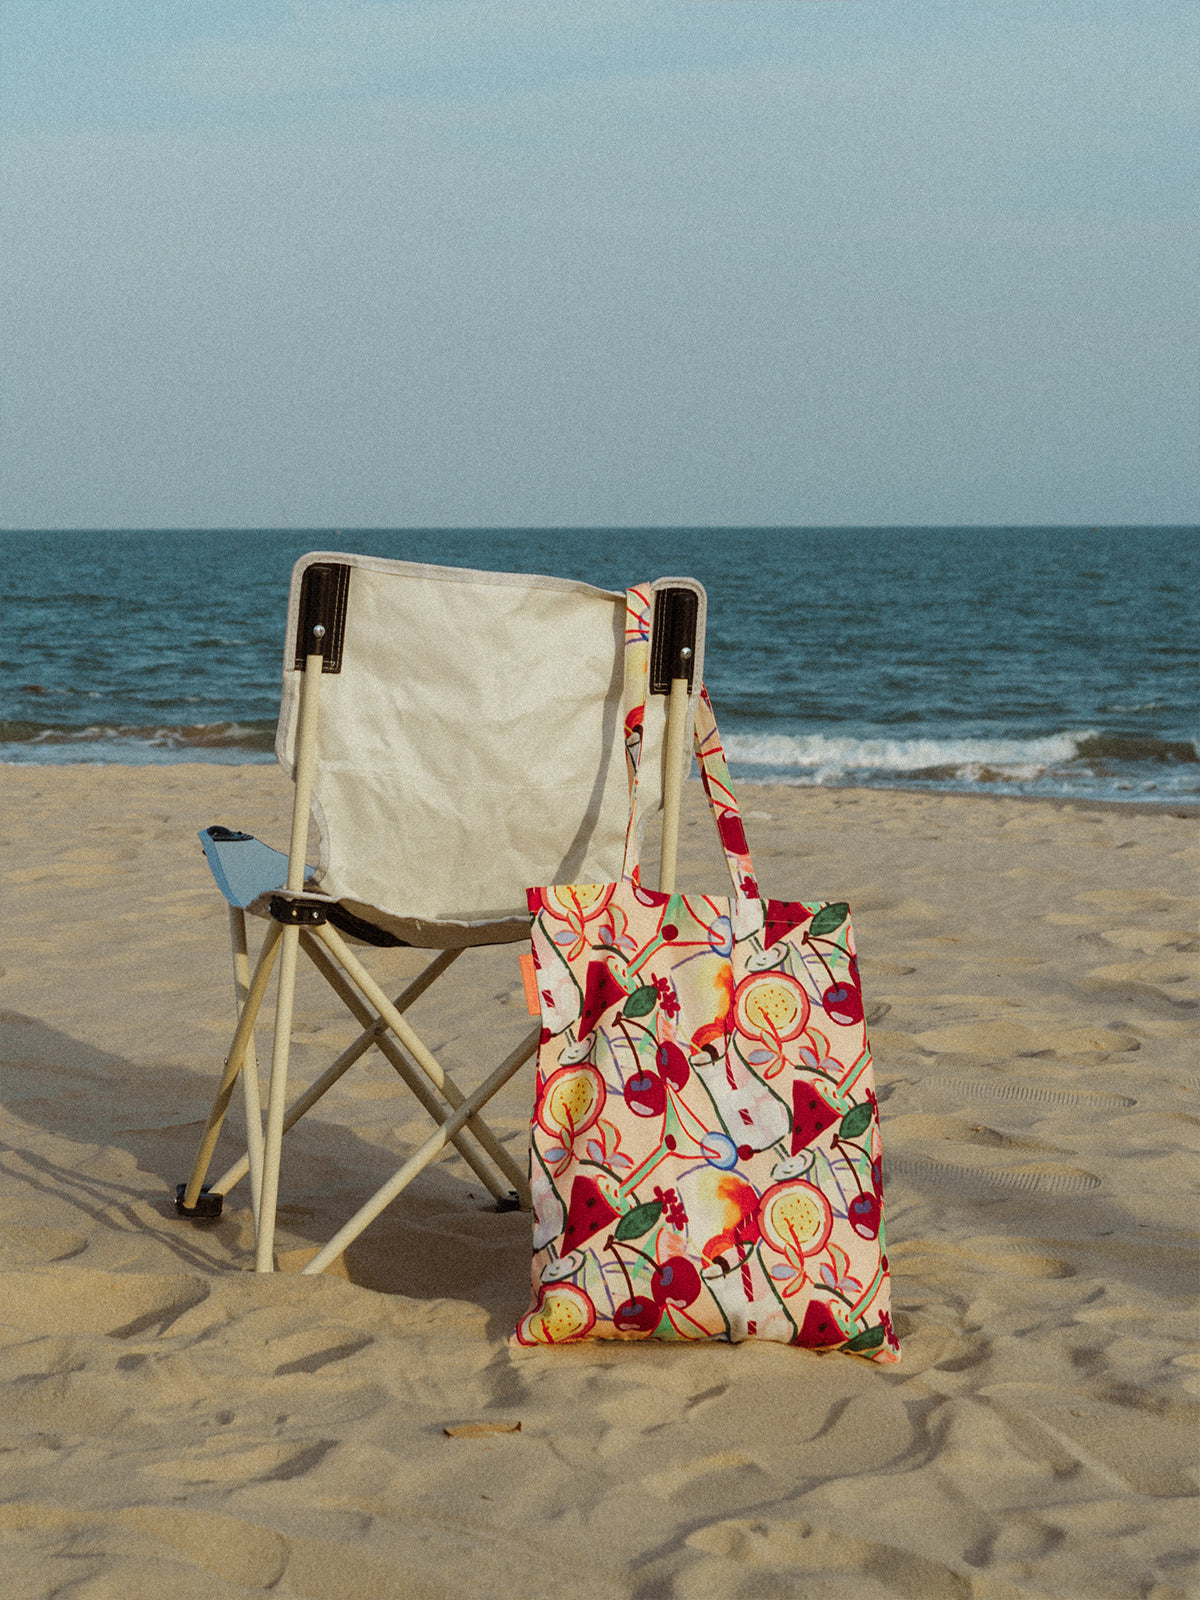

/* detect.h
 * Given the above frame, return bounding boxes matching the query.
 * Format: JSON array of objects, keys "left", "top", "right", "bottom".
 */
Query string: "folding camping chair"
[{"left": 176, "top": 553, "right": 706, "bottom": 1274}]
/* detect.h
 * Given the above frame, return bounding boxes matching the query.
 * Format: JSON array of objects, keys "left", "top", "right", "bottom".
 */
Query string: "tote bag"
[{"left": 516, "top": 590, "right": 898, "bottom": 1361}]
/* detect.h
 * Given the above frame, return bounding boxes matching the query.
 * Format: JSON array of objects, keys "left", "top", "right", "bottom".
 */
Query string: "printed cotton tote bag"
[{"left": 516, "top": 591, "right": 899, "bottom": 1361}]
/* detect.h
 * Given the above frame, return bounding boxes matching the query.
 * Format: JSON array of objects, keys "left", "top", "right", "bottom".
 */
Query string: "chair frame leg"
[
  {"left": 314, "top": 921, "right": 531, "bottom": 1204},
  {"left": 251, "top": 639, "right": 324, "bottom": 1269},
  {"left": 181, "top": 920, "right": 283, "bottom": 1211},
  {"left": 211, "top": 1012, "right": 378, "bottom": 1197},
  {"left": 255, "top": 920, "right": 303, "bottom": 1271},
  {"left": 301, "top": 1025, "right": 540, "bottom": 1276},
  {"left": 297, "top": 936, "right": 513, "bottom": 1202},
  {"left": 228, "top": 907, "right": 265, "bottom": 1226},
  {"left": 207, "top": 942, "right": 512, "bottom": 1206}
]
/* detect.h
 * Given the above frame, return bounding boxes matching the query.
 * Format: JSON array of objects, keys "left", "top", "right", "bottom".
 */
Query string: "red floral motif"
[{"left": 654, "top": 975, "right": 680, "bottom": 1017}]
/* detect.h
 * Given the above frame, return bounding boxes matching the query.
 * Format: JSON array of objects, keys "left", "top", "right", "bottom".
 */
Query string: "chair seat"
[
  {"left": 199, "top": 825, "right": 528, "bottom": 949},
  {"left": 200, "top": 827, "right": 290, "bottom": 909}
]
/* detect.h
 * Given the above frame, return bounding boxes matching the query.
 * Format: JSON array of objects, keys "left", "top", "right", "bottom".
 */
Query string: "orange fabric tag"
[{"left": 519, "top": 951, "right": 540, "bottom": 1016}]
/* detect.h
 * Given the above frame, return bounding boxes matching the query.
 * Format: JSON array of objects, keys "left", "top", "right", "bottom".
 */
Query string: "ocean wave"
[
  {"left": 724, "top": 729, "right": 1085, "bottom": 774},
  {"left": 4, "top": 718, "right": 1197, "bottom": 801},
  {"left": 721, "top": 728, "right": 1200, "bottom": 798},
  {"left": 720, "top": 729, "right": 1196, "bottom": 771},
  {"left": 0, "top": 719, "right": 277, "bottom": 753},
  {"left": 1075, "top": 733, "right": 1198, "bottom": 764}
]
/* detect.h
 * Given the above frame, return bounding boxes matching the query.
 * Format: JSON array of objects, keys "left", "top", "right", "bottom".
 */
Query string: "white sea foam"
[{"left": 723, "top": 729, "right": 1089, "bottom": 779}]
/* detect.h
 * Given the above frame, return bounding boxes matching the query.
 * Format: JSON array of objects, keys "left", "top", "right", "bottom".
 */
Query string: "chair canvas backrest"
[{"left": 275, "top": 554, "right": 706, "bottom": 947}]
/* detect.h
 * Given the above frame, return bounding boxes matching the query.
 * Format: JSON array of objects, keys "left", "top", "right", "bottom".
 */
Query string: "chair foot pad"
[
  {"left": 492, "top": 1190, "right": 521, "bottom": 1213},
  {"left": 175, "top": 1183, "right": 223, "bottom": 1220}
]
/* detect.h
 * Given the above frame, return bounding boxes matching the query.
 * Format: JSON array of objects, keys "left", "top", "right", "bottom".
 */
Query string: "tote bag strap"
[{"left": 620, "top": 588, "right": 760, "bottom": 904}]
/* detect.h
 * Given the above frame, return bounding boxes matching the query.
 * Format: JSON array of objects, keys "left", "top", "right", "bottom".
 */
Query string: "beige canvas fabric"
[{"left": 271, "top": 554, "right": 707, "bottom": 947}]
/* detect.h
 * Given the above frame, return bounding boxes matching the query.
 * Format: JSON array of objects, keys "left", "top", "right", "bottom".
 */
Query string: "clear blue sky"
[{"left": 1, "top": 0, "right": 1196, "bottom": 528}]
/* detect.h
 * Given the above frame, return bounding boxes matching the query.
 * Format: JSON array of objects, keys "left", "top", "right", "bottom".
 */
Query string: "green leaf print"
[
  {"left": 808, "top": 902, "right": 849, "bottom": 938},
  {"left": 838, "top": 1102, "right": 873, "bottom": 1141},
  {"left": 623, "top": 984, "right": 658, "bottom": 1019},
  {"left": 843, "top": 1323, "right": 886, "bottom": 1353},
  {"left": 614, "top": 1200, "right": 663, "bottom": 1241}
]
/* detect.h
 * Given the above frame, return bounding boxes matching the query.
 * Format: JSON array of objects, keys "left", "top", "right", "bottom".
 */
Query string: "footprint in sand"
[
  {"left": 887, "top": 1156, "right": 1102, "bottom": 1196},
  {"left": 925, "top": 1079, "right": 1135, "bottom": 1112},
  {"left": 887, "top": 1111, "right": 1066, "bottom": 1151},
  {"left": 913, "top": 1019, "right": 1142, "bottom": 1059},
  {"left": 885, "top": 1076, "right": 1120, "bottom": 1196},
  {"left": 894, "top": 1236, "right": 1075, "bottom": 1280},
  {"left": 913, "top": 1020, "right": 1051, "bottom": 1057}
]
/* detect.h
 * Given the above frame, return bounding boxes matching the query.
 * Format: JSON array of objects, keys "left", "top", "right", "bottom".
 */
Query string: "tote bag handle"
[{"left": 620, "top": 589, "right": 760, "bottom": 906}]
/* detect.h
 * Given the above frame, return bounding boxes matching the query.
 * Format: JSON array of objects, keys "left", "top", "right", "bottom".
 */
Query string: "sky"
[{"left": 1, "top": 0, "right": 1196, "bottom": 529}]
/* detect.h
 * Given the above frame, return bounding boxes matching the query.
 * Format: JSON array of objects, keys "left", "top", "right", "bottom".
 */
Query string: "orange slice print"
[
  {"left": 758, "top": 1180, "right": 834, "bottom": 1259},
  {"left": 543, "top": 884, "right": 615, "bottom": 922},
  {"left": 516, "top": 1283, "right": 597, "bottom": 1345},
  {"left": 536, "top": 1064, "right": 606, "bottom": 1141},
  {"left": 733, "top": 971, "right": 810, "bottom": 1044}
]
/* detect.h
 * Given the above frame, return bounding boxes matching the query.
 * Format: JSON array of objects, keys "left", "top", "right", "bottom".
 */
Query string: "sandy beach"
[{"left": 2, "top": 761, "right": 1197, "bottom": 1600}]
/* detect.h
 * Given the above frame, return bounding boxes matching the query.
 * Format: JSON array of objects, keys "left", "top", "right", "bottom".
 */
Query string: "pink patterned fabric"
[{"left": 516, "top": 590, "right": 898, "bottom": 1360}]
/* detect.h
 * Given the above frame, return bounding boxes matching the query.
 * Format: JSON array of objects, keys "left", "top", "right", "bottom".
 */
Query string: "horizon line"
[{"left": 3, "top": 522, "right": 1198, "bottom": 536}]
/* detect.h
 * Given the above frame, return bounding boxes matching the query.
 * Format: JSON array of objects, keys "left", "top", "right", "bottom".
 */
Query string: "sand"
[{"left": 2, "top": 762, "right": 1197, "bottom": 1600}]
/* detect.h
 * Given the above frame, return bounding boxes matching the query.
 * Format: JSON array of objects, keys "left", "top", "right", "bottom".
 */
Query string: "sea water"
[{"left": 2, "top": 527, "right": 1197, "bottom": 806}]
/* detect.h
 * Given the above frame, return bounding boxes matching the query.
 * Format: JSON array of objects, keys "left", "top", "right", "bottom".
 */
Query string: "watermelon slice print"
[
  {"left": 562, "top": 1175, "right": 620, "bottom": 1250},
  {"left": 796, "top": 1299, "right": 846, "bottom": 1348},
  {"left": 791, "top": 1081, "right": 840, "bottom": 1154},
  {"left": 578, "top": 962, "right": 628, "bottom": 1040}
]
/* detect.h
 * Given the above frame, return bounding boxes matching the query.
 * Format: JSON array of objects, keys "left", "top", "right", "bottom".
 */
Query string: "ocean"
[{"left": 2, "top": 527, "right": 1197, "bottom": 807}]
